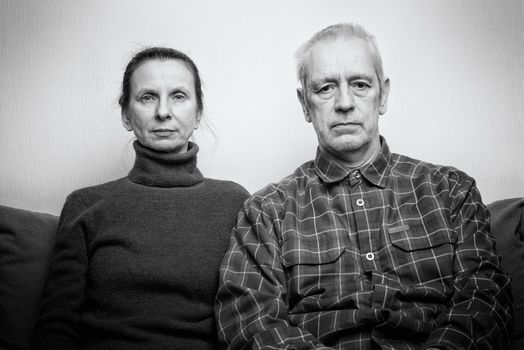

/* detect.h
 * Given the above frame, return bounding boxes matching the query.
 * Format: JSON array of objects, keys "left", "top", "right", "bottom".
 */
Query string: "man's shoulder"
[
  {"left": 249, "top": 160, "right": 318, "bottom": 204},
  {"left": 389, "top": 152, "right": 474, "bottom": 184}
]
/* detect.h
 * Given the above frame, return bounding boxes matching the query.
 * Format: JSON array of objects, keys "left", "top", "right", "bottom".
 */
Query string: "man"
[{"left": 215, "top": 23, "right": 513, "bottom": 350}]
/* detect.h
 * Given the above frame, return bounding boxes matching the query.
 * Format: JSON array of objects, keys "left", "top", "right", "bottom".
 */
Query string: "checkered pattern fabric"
[{"left": 215, "top": 137, "right": 513, "bottom": 350}]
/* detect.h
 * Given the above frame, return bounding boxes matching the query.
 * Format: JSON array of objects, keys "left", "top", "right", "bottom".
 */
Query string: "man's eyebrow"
[
  {"left": 348, "top": 73, "right": 374, "bottom": 81},
  {"left": 310, "top": 73, "right": 375, "bottom": 85},
  {"left": 308, "top": 77, "right": 338, "bottom": 87}
]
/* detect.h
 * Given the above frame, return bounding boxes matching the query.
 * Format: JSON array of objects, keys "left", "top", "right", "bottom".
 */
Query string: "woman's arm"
[{"left": 31, "top": 193, "right": 89, "bottom": 350}]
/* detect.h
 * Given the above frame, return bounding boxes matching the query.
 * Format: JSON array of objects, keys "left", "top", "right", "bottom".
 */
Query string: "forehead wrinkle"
[
  {"left": 131, "top": 74, "right": 192, "bottom": 89},
  {"left": 305, "top": 37, "right": 378, "bottom": 85},
  {"left": 130, "top": 61, "right": 195, "bottom": 95}
]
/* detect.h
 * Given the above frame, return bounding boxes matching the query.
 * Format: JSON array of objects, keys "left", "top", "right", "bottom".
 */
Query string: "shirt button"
[
  {"left": 356, "top": 198, "right": 364, "bottom": 207},
  {"left": 353, "top": 170, "right": 361, "bottom": 179},
  {"left": 365, "top": 252, "right": 375, "bottom": 261}
]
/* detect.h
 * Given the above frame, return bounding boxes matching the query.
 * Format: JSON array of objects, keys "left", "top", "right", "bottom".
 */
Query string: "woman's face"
[{"left": 122, "top": 59, "right": 201, "bottom": 153}]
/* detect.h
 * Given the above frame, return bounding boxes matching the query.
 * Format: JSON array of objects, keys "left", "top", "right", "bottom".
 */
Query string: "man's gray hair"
[{"left": 295, "top": 23, "right": 385, "bottom": 93}]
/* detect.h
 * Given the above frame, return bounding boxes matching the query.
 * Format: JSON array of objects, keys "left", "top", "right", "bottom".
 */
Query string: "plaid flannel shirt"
[{"left": 215, "top": 137, "right": 513, "bottom": 350}]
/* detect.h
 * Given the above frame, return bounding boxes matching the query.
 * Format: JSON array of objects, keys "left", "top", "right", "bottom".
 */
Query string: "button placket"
[
  {"left": 348, "top": 174, "right": 376, "bottom": 273},
  {"left": 361, "top": 250, "right": 376, "bottom": 273}
]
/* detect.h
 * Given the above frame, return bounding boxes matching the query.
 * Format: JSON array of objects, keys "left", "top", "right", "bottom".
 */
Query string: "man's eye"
[
  {"left": 317, "top": 85, "right": 334, "bottom": 94},
  {"left": 353, "top": 82, "right": 370, "bottom": 90}
]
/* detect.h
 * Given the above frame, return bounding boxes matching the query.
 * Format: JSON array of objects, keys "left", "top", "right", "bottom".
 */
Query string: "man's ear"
[
  {"left": 297, "top": 88, "right": 311, "bottom": 123},
  {"left": 121, "top": 111, "right": 133, "bottom": 131},
  {"left": 379, "top": 77, "right": 390, "bottom": 115}
]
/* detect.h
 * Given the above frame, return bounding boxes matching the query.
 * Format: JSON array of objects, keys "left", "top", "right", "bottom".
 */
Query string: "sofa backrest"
[{"left": 0, "top": 206, "right": 58, "bottom": 350}]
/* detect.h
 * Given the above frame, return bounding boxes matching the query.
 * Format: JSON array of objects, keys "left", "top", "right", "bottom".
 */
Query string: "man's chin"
[
  {"left": 319, "top": 137, "right": 375, "bottom": 161},
  {"left": 331, "top": 137, "right": 367, "bottom": 152}
]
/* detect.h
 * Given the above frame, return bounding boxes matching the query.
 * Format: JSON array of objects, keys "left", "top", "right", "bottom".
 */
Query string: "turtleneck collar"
[{"left": 128, "top": 141, "right": 204, "bottom": 187}]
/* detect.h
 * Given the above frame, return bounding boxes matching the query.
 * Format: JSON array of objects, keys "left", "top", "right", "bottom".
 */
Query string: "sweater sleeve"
[{"left": 31, "top": 192, "right": 89, "bottom": 350}]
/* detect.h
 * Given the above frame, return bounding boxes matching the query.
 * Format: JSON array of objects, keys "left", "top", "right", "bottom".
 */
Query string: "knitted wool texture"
[{"left": 32, "top": 141, "right": 249, "bottom": 350}]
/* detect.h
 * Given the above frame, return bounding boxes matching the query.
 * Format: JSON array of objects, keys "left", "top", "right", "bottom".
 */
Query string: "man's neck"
[{"left": 320, "top": 140, "right": 381, "bottom": 170}]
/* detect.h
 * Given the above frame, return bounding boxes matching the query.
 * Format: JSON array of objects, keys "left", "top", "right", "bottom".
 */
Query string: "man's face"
[{"left": 298, "top": 37, "right": 389, "bottom": 165}]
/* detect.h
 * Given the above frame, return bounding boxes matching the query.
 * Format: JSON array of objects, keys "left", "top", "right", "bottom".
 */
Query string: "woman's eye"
[
  {"left": 140, "top": 94, "right": 156, "bottom": 103},
  {"left": 173, "top": 93, "right": 186, "bottom": 100}
]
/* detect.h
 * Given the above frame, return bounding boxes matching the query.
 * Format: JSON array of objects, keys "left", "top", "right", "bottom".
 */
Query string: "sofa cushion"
[
  {"left": 0, "top": 205, "right": 58, "bottom": 350},
  {"left": 488, "top": 197, "right": 524, "bottom": 347}
]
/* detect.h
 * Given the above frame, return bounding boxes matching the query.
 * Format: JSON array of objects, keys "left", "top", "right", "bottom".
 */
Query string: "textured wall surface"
[{"left": 1, "top": 0, "right": 523, "bottom": 215}]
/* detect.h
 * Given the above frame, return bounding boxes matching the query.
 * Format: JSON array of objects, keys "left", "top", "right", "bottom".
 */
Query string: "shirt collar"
[{"left": 313, "top": 136, "right": 391, "bottom": 188}]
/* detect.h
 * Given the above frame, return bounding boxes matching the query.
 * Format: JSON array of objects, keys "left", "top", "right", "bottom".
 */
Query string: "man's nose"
[
  {"left": 155, "top": 98, "right": 171, "bottom": 121},
  {"left": 334, "top": 84, "right": 355, "bottom": 113}
]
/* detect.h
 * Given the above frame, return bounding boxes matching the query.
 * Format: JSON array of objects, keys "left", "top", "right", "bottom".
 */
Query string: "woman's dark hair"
[{"left": 118, "top": 47, "right": 204, "bottom": 114}]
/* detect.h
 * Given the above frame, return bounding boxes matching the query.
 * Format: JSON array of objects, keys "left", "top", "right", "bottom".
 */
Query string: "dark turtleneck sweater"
[{"left": 32, "top": 141, "right": 249, "bottom": 350}]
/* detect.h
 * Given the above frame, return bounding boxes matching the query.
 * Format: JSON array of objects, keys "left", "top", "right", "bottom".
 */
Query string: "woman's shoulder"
[
  {"left": 203, "top": 178, "right": 250, "bottom": 195},
  {"left": 202, "top": 178, "right": 250, "bottom": 200},
  {"left": 66, "top": 177, "right": 129, "bottom": 207}
]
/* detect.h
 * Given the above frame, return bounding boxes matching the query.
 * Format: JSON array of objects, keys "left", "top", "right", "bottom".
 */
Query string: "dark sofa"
[{"left": 1, "top": 198, "right": 523, "bottom": 350}]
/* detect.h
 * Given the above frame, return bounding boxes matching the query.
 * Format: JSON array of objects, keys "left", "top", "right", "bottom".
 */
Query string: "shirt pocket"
[
  {"left": 280, "top": 233, "right": 356, "bottom": 313},
  {"left": 281, "top": 244, "right": 345, "bottom": 266},
  {"left": 386, "top": 217, "right": 457, "bottom": 286}
]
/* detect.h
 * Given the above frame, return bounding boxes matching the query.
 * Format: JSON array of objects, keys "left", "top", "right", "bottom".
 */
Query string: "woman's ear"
[
  {"left": 194, "top": 111, "right": 202, "bottom": 130},
  {"left": 121, "top": 112, "right": 133, "bottom": 131}
]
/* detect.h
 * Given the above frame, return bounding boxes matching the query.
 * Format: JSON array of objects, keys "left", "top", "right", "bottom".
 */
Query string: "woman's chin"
[{"left": 140, "top": 139, "right": 188, "bottom": 153}]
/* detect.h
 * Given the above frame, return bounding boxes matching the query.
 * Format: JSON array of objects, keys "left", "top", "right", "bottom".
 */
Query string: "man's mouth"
[{"left": 332, "top": 122, "right": 359, "bottom": 131}]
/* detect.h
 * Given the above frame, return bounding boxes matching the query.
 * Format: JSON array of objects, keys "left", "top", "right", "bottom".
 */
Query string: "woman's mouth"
[{"left": 152, "top": 129, "right": 175, "bottom": 137}]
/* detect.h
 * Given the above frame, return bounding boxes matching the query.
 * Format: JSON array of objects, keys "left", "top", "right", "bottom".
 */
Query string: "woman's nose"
[{"left": 155, "top": 99, "right": 171, "bottom": 120}]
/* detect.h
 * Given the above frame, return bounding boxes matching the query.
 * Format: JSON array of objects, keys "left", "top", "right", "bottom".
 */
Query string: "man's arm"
[
  {"left": 215, "top": 195, "right": 333, "bottom": 350},
  {"left": 424, "top": 171, "right": 514, "bottom": 350}
]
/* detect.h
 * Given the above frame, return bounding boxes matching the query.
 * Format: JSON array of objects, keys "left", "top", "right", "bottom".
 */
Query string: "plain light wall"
[{"left": 1, "top": 0, "right": 523, "bottom": 215}]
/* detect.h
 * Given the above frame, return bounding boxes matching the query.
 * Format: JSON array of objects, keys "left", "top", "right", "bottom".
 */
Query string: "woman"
[{"left": 32, "top": 47, "right": 249, "bottom": 349}]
